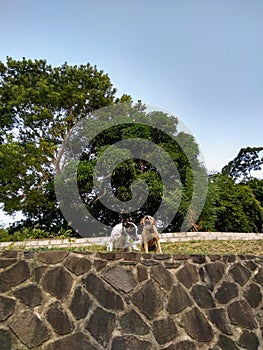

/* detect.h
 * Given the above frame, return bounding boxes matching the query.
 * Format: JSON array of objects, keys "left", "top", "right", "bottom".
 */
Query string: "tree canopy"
[
  {"left": 0, "top": 57, "right": 262, "bottom": 238},
  {"left": 222, "top": 146, "right": 263, "bottom": 181},
  {"left": 0, "top": 57, "right": 206, "bottom": 236},
  {"left": 0, "top": 57, "right": 128, "bottom": 231}
]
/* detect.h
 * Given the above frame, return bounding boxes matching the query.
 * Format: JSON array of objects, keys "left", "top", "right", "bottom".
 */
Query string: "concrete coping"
[{"left": 0, "top": 232, "right": 262, "bottom": 250}]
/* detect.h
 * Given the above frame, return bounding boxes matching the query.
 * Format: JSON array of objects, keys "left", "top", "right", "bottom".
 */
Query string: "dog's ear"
[
  {"left": 152, "top": 217, "right": 157, "bottom": 226},
  {"left": 140, "top": 218, "right": 144, "bottom": 225}
]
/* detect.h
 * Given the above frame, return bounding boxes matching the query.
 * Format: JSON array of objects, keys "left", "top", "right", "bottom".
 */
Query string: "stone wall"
[{"left": 0, "top": 250, "right": 262, "bottom": 350}]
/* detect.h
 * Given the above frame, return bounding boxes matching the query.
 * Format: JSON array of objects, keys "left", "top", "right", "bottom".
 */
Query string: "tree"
[
  {"left": 0, "top": 57, "right": 125, "bottom": 231},
  {"left": 55, "top": 102, "right": 207, "bottom": 235},
  {"left": 246, "top": 177, "right": 263, "bottom": 206},
  {"left": 222, "top": 147, "right": 263, "bottom": 181},
  {"left": 210, "top": 173, "right": 263, "bottom": 233},
  {"left": 0, "top": 57, "right": 206, "bottom": 236}
]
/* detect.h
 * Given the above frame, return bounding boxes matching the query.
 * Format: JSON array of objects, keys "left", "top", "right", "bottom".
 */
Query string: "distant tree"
[
  {"left": 211, "top": 173, "right": 263, "bottom": 232},
  {"left": 222, "top": 147, "right": 263, "bottom": 181},
  {"left": 246, "top": 177, "right": 263, "bottom": 206},
  {"left": 196, "top": 173, "right": 219, "bottom": 232}
]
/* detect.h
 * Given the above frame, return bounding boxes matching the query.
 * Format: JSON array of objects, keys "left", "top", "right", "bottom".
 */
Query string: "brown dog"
[{"left": 140, "top": 215, "right": 162, "bottom": 253}]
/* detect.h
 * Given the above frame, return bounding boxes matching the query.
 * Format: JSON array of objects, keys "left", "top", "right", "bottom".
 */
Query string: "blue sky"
[{"left": 0, "top": 0, "right": 262, "bottom": 173}]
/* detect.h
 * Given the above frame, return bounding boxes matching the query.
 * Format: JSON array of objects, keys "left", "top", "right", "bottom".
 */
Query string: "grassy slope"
[{"left": 85, "top": 240, "right": 263, "bottom": 255}]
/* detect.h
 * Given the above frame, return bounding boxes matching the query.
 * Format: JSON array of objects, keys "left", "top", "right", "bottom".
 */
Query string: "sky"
[{"left": 0, "top": 0, "right": 263, "bottom": 224}]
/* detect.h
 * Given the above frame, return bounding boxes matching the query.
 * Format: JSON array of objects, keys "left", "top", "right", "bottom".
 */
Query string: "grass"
[
  {"left": 81, "top": 239, "right": 263, "bottom": 255},
  {"left": 160, "top": 240, "right": 263, "bottom": 255},
  {"left": 1, "top": 240, "right": 263, "bottom": 256}
]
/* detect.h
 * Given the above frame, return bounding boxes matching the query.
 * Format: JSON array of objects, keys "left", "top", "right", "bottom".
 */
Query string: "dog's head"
[
  {"left": 140, "top": 215, "right": 156, "bottom": 230},
  {"left": 122, "top": 218, "right": 139, "bottom": 241}
]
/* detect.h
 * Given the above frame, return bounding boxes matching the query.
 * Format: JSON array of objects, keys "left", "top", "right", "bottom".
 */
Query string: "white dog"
[{"left": 107, "top": 220, "right": 140, "bottom": 252}]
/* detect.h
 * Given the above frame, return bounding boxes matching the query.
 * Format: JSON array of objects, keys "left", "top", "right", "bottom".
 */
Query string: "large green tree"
[
  {"left": 55, "top": 102, "right": 207, "bottom": 235},
  {"left": 1, "top": 57, "right": 206, "bottom": 236},
  {"left": 0, "top": 57, "right": 127, "bottom": 231}
]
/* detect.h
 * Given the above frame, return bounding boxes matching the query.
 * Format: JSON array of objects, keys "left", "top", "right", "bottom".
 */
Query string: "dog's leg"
[
  {"left": 152, "top": 226, "right": 162, "bottom": 253},
  {"left": 144, "top": 241, "right": 149, "bottom": 253},
  {"left": 156, "top": 241, "right": 162, "bottom": 254},
  {"left": 107, "top": 242, "right": 113, "bottom": 252}
]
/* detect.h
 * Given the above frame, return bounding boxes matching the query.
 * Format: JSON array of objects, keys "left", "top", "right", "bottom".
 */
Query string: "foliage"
[
  {"left": 210, "top": 173, "right": 263, "bottom": 233},
  {"left": 222, "top": 146, "right": 263, "bottom": 181},
  {"left": 0, "top": 227, "right": 74, "bottom": 242},
  {"left": 57, "top": 102, "right": 206, "bottom": 235},
  {"left": 0, "top": 57, "right": 127, "bottom": 232},
  {"left": 196, "top": 174, "right": 219, "bottom": 232},
  {"left": 1, "top": 57, "right": 263, "bottom": 237}
]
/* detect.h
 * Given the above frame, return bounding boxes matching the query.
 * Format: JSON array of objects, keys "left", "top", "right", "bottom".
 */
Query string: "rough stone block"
[
  {"left": 137, "top": 264, "right": 148, "bottom": 282},
  {"left": 151, "top": 264, "right": 174, "bottom": 291},
  {"left": 164, "top": 261, "right": 181, "bottom": 269},
  {"left": 122, "top": 252, "right": 141, "bottom": 261},
  {"left": 176, "top": 263, "right": 199, "bottom": 288},
  {"left": 83, "top": 272, "right": 124, "bottom": 311},
  {"left": 191, "top": 284, "right": 215, "bottom": 308},
  {"left": 0, "top": 259, "right": 17, "bottom": 268},
  {"left": 42, "top": 266, "right": 73, "bottom": 300},
  {"left": 227, "top": 300, "right": 257, "bottom": 329},
  {"left": 94, "top": 259, "right": 107, "bottom": 271},
  {"left": 230, "top": 263, "right": 251, "bottom": 286},
  {"left": 206, "top": 308, "right": 232, "bottom": 335},
  {"left": 37, "top": 250, "right": 69, "bottom": 264},
  {"left": 167, "top": 283, "right": 193, "bottom": 314},
  {"left": 64, "top": 254, "right": 92, "bottom": 275},
  {"left": 0, "top": 250, "right": 19, "bottom": 258},
  {"left": 102, "top": 265, "right": 137, "bottom": 294},
  {"left": 46, "top": 301, "right": 74, "bottom": 335},
  {"left": 96, "top": 252, "right": 122, "bottom": 260},
  {"left": 13, "top": 283, "right": 43, "bottom": 306},
  {"left": 152, "top": 254, "right": 171, "bottom": 260},
  {"left": 222, "top": 255, "right": 236, "bottom": 263},
  {"left": 238, "top": 330, "right": 259, "bottom": 350},
  {"left": 245, "top": 260, "right": 258, "bottom": 271},
  {"left": 243, "top": 283, "right": 262, "bottom": 308},
  {"left": 163, "top": 341, "right": 197, "bottom": 350},
  {"left": 45, "top": 332, "right": 97, "bottom": 350},
  {"left": 181, "top": 307, "right": 213, "bottom": 342},
  {"left": 34, "top": 265, "right": 48, "bottom": 283},
  {"left": 173, "top": 254, "right": 189, "bottom": 260},
  {"left": 111, "top": 335, "right": 151, "bottom": 350},
  {"left": 204, "top": 261, "right": 225, "bottom": 285},
  {"left": 0, "top": 296, "right": 16, "bottom": 321},
  {"left": 208, "top": 254, "right": 221, "bottom": 261},
  {"left": 9, "top": 310, "right": 49, "bottom": 348},
  {"left": 254, "top": 267, "right": 263, "bottom": 285},
  {"left": 217, "top": 334, "right": 239, "bottom": 350},
  {"left": 69, "top": 286, "right": 92, "bottom": 320},
  {"left": 215, "top": 281, "right": 239, "bottom": 304},
  {"left": 131, "top": 280, "right": 164, "bottom": 319},
  {"left": 0, "top": 261, "right": 30, "bottom": 292},
  {"left": 85, "top": 306, "right": 116, "bottom": 347},
  {"left": 191, "top": 254, "right": 206, "bottom": 264},
  {"left": 120, "top": 309, "right": 150, "bottom": 335},
  {"left": 141, "top": 259, "right": 159, "bottom": 266},
  {"left": 152, "top": 317, "right": 178, "bottom": 345},
  {"left": 0, "top": 328, "right": 13, "bottom": 350}
]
